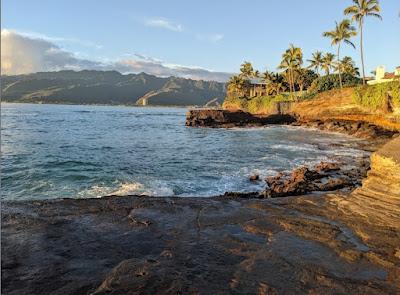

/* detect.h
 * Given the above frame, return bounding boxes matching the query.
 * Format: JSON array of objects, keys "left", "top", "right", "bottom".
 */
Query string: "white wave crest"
[{"left": 111, "top": 182, "right": 144, "bottom": 196}]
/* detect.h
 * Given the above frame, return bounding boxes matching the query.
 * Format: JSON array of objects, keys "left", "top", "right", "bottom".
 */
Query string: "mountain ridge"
[{"left": 1, "top": 70, "right": 227, "bottom": 106}]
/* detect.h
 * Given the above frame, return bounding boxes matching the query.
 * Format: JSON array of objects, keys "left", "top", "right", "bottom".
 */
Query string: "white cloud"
[
  {"left": 1, "top": 30, "right": 231, "bottom": 81},
  {"left": 197, "top": 33, "right": 224, "bottom": 43},
  {"left": 1, "top": 29, "right": 104, "bottom": 75},
  {"left": 10, "top": 30, "right": 103, "bottom": 49},
  {"left": 145, "top": 17, "right": 183, "bottom": 32},
  {"left": 115, "top": 57, "right": 231, "bottom": 81}
]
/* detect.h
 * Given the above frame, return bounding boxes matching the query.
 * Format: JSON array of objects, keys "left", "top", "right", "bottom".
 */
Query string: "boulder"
[{"left": 249, "top": 174, "right": 260, "bottom": 182}]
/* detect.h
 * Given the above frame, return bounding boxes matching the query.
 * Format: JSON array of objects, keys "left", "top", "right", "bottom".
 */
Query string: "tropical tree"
[
  {"left": 295, "top": 69, "right": 319, "bottom": 92},
  {"left": 227, "top": 75, "right": 245, "bottom": 97},
  {"left": 323, "top": 19, "right": 357, "bottom": 89},
  {"left": 239, "top": 61, "right": 255, "bottom": 79},
  {"left": 337, "top": 56, "right": 360, "bottom": 76},
  {"left": 266, "top": 82, "right": 285, "bottom": 96},
  {"left": 344, "top": 0, "right": 382, "bottom": 85},
  {"left": 322, "top": 53, "right": 336, "bottom": 75},
  {"left": 261, "top": 70, "right": 275, "bottom": 84},
  {"left": 307, "top": 51, "right": 324, "bottom": 76},
  {"left": 278, "top": 44, "right": 303, "bottom": 95}
]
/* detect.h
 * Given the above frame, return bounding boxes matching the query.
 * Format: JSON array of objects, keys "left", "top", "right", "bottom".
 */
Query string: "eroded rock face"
[{"left": 344, "top": 136, "right": 400, "bottom": 227}]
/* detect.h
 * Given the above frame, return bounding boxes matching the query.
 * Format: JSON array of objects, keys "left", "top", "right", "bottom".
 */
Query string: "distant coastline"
[
  {"left": 1, "top": 100, "right": 194, "bottom": 108},
  {"left": 1, "top": 70, "right": 226, "bottom": 107}
]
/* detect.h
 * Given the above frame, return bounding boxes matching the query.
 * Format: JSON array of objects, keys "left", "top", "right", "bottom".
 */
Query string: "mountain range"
[{"left": 1, "top": 70, "right": 227, "bottom": 106}]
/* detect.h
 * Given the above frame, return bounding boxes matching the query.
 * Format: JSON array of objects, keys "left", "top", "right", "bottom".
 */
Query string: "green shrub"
[
  {"left": 309, "top": 74, "right": 361, "bottom": 93},
  {"left": 353, "top": 81, "right": 400, "bottom": 110},
  {"left": 224, "top": 94, "right": 294, "bottom": 114}
]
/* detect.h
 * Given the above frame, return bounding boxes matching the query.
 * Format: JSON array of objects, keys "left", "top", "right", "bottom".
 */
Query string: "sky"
[{"left": 1, "top": 0, "right": 399, "bottom": 81}]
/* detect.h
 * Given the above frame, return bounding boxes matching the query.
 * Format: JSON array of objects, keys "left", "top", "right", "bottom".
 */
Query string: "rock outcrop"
[
  {"left": 185, "top": 109, "right": 296, "bottom": 127},
  {"left": 263, "top": 163, "right": 353, "bottom": 198},
  {"left": 296, "top": 119, "right": 398, "bottom": 140},
  {"left": 225, "top": 160, "right": 368, "bottom": 199},
  {"left": 186, "top": 109, "right": 398, "bottom": 141}
]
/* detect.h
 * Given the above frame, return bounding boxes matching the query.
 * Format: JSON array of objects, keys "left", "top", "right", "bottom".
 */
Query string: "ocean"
[{"left": 1, "top": 103, "right": 368, "bottom": 200}]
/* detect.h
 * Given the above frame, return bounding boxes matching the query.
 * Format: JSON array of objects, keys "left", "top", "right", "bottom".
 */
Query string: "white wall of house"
[{"left": 367, "top": 66, "right": 398, "bottom": 85}]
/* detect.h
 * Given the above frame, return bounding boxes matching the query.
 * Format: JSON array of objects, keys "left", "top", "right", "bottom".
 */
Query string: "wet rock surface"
[{"left": 2, "top": 191, "right": 399, "bottom": 294}]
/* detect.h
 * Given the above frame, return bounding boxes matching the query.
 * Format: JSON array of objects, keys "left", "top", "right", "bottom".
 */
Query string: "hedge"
[{"left": 353, "top": 81, "right": 400, "bottom": 110}]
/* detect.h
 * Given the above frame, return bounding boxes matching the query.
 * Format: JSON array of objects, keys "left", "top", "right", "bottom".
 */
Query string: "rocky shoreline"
[
  {"left": 186, "top": 109, "right": 398, "bottom": 142},
  {"left": 2, "top": 110, "right": 400, "bottom": 294},
  {"left": 224, "top": 159, "right": 369, "bottom": 199}
]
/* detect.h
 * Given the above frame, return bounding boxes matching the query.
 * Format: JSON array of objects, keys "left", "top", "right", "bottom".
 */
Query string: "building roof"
[{"left": 384, "top": 72, "right": 395, "bottom": 79}]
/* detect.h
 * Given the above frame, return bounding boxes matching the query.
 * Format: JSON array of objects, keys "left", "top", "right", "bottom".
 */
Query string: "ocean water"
[{"left": 1, "top": 103, "right": 368, "bottom": 200}]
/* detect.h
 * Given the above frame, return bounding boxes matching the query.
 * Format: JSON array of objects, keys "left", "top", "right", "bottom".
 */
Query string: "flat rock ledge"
[{"left": 2, "top": 138, "right": 400, "bottom": 294}]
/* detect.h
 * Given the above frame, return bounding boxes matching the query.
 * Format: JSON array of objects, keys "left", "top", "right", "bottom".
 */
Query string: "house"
[
  {"left": 249, "top": 78, "right": 267, "bottom": 97},
  {"left": 367, "top": 66, "right": 400, "bottom": 85}
]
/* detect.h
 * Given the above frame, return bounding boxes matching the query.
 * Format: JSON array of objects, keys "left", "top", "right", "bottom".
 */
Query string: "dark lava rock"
[
  {"left": 261, "top": 161, "right": 365, "bottom": 198},
  {"left": 316, "top": 178, "right": 350, "bottom": 191},
  {"left": 223, "top": 191, "right": 260, "bottom": 198},
  {"left": 2, "top": 194, "right": 399, "bottom": 294},
  {"left": 186, "top": 109, "right": 297, "bottom": 128},
  {"left": 249, "top": 174, "right": 260, "bottom": 182},
  {"left": 314, "top": 162, "right": 340, "bottom": 173},
  {"left": 263, "top": 167, "right": 320, "bottom": 198}
]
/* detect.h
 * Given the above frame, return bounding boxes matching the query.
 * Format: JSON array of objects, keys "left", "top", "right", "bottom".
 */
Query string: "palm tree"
[
  {"left": 239, "top": 61, "right": 254, "bottom": 79},
  {"left": 323, "top": 19, "right": 357, "bottom": 89},
  {"left": 338, "top": 56, "right": 360, "bottom": 76},
  {"left": 307, "top": 51, "right": 324, "bottom": 76},
  {"left": 322, "top": 53, "right": 335, "bottom": 75},
  {"left": 227, "top": 75, "right": 245, "bottom": 97},
  {"left": 344, "top": 0, "right": 382, "bottom": 85},
  {"left": 266, "top": 82, "right": 285, "bottom": 96},
  {"left": 295, "top": 68, "right": 308, "bottom": 93},
  {"left": 278, "top": 44, "right": 303, "bottom": 95},
  {"left": 261, "top": 70, "right": 275, "bottom": 84}
]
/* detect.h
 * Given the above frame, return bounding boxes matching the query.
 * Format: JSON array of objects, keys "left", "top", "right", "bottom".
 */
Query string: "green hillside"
[{"left": 1, "top": 70, "right": 226, "bottom": 106}]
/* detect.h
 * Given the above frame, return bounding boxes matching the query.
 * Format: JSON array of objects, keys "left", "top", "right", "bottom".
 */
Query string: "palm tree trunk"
[
  {"left": 337, "top": 44, "right": 343, "bottom": 89},
  {"left": 290, "top": 68, "right": 294, "bottom": 96},
  {"left": 360, "top": 20, "right": 366, "bottom": 85}
]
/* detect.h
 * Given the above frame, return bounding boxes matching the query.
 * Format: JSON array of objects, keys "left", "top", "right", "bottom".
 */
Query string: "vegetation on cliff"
[
  {"left": 309, "top": 74, "right": 361, "bottom": 93},
  {"left": 353, "top": 81, "right": 400, "bottom": 110}
]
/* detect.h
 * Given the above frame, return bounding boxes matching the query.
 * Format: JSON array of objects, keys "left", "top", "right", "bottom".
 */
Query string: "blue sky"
[{"left": 1, "top": 0, "right": 399, "bottom": 80}]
